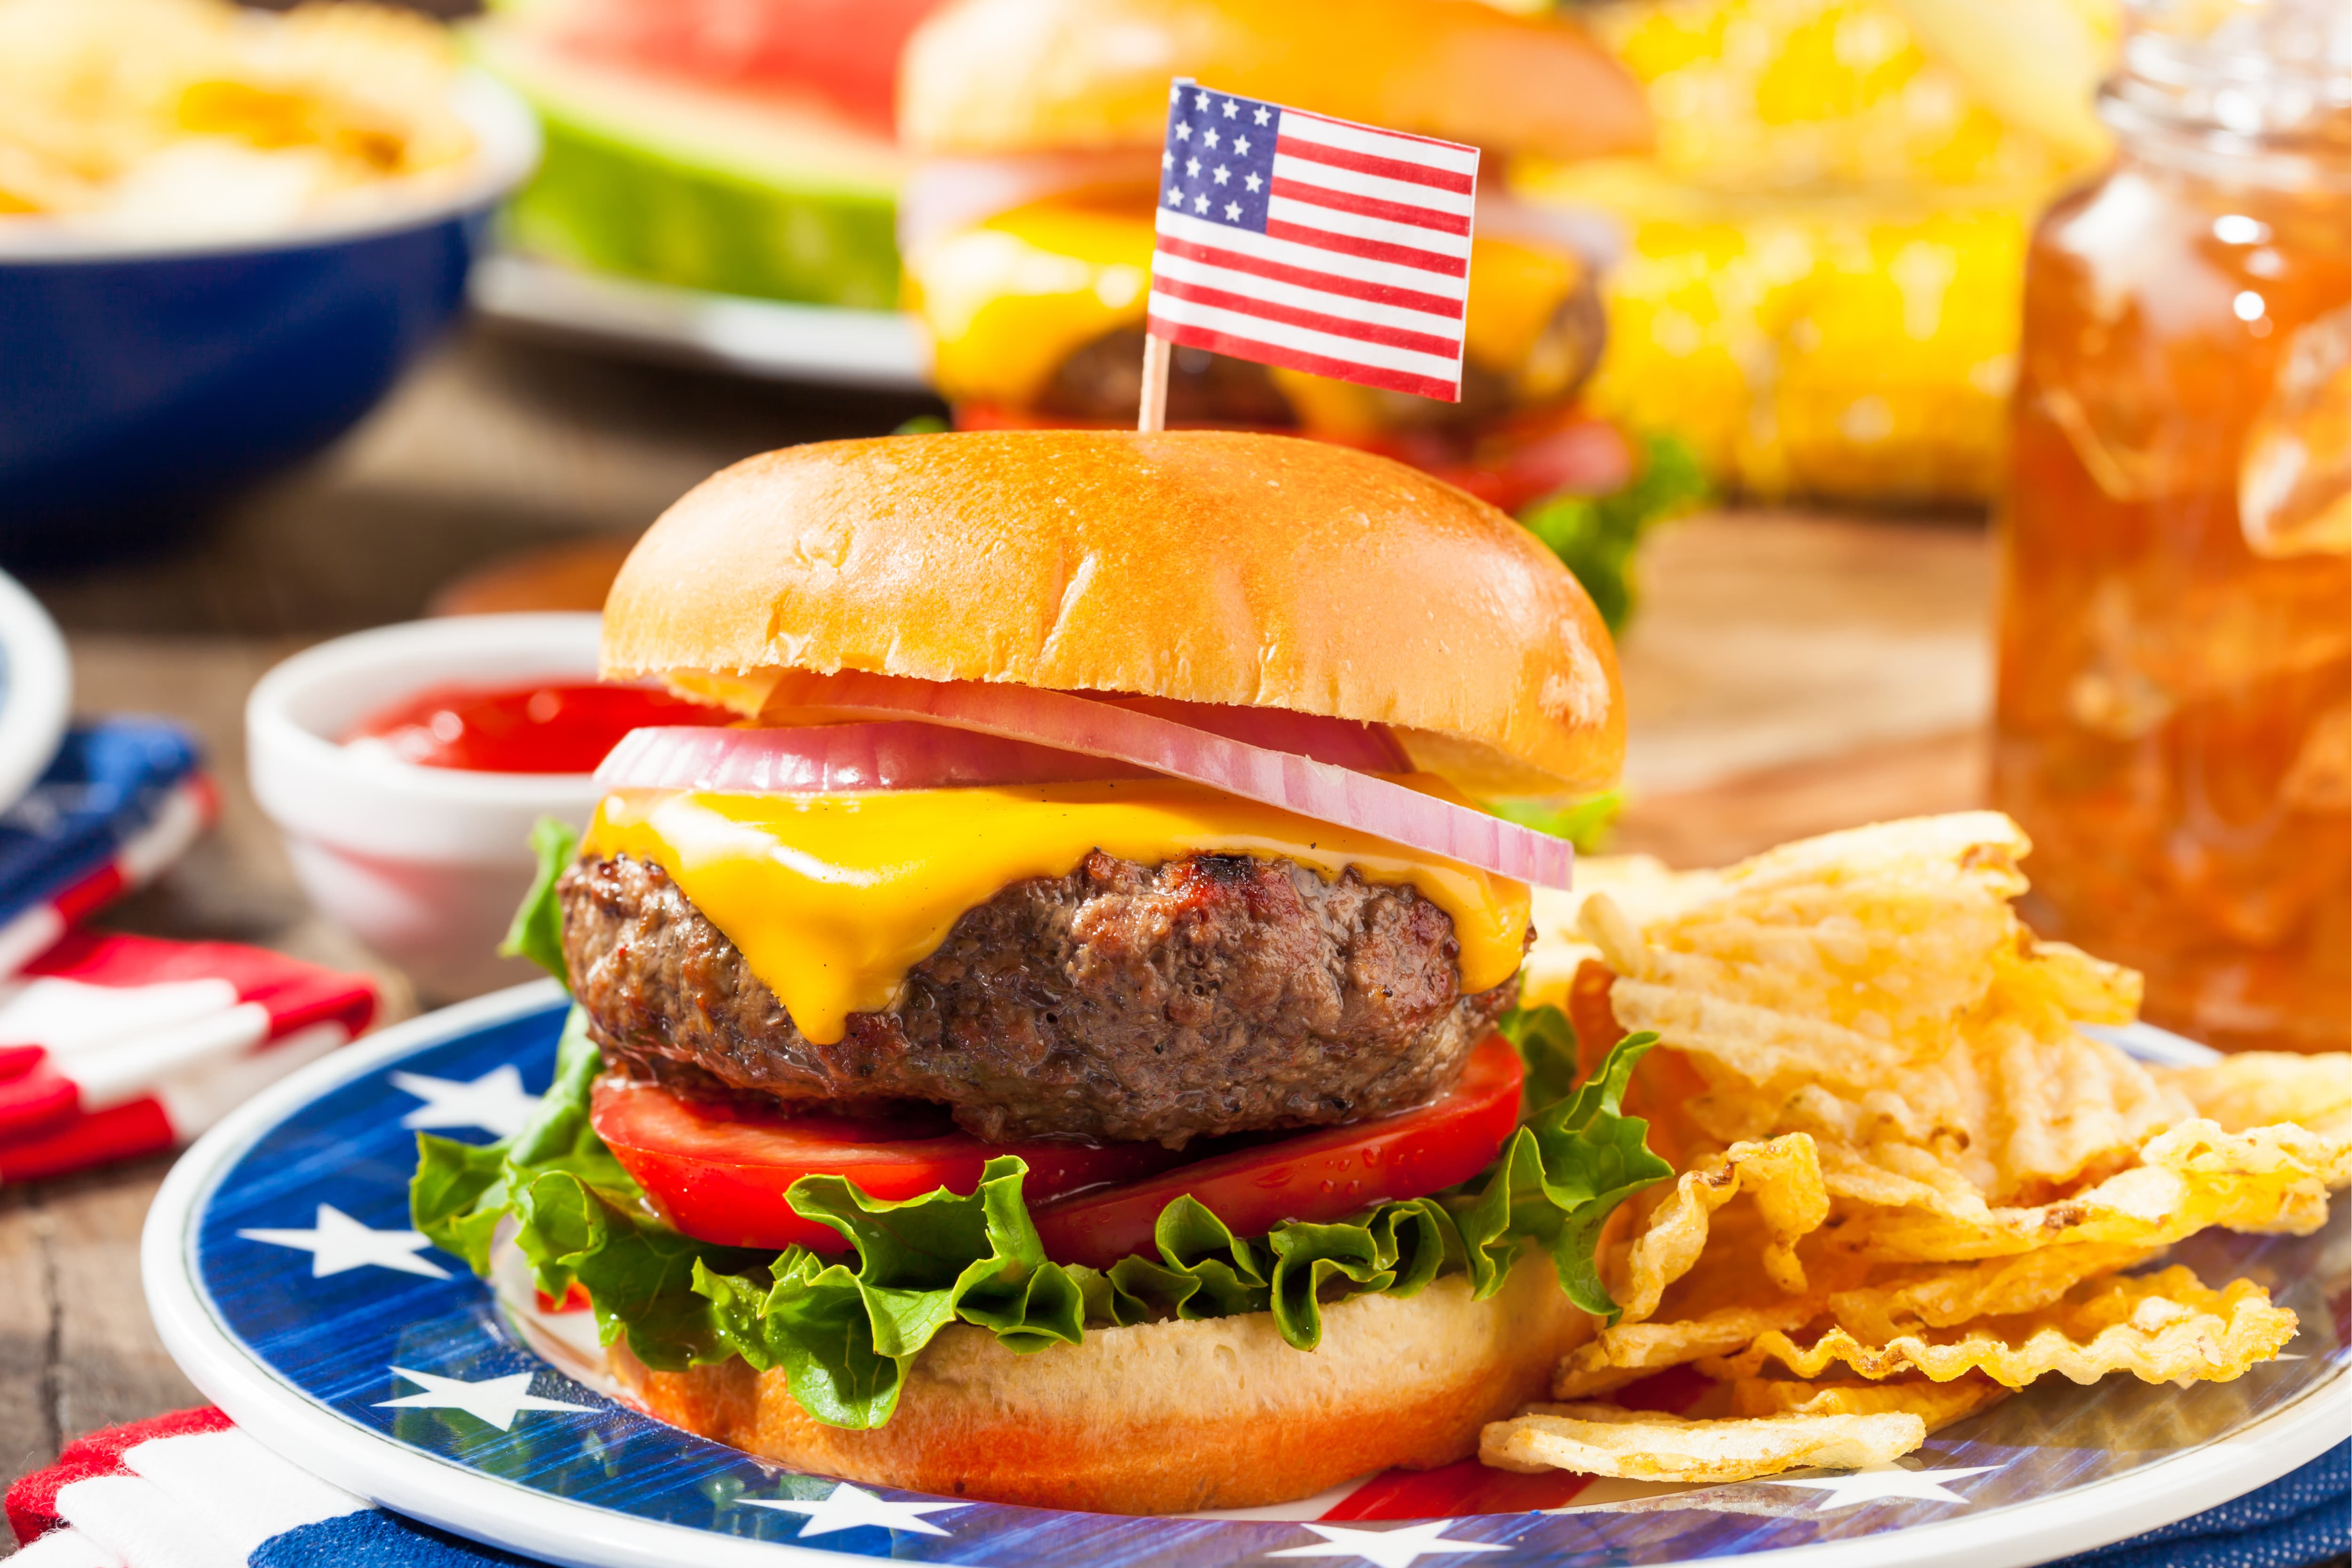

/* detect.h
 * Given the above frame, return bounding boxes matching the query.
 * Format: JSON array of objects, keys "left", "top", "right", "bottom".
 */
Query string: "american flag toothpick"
[{"left": 1136, "top": 79, "right": 1480, "bottom": 431}]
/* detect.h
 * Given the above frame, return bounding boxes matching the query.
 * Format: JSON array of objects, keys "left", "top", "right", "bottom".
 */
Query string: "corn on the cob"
[{"left": 1528, "top": 0, "right": 2114, "bottom": 505}]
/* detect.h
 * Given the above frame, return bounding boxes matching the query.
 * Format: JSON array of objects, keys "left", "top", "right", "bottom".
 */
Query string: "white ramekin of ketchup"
[{"left": 246, "top": 614, "right": 725, "bottom": 1001}]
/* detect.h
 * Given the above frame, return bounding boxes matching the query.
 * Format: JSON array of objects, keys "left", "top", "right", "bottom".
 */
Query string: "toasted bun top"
[
  {"left": 899, "top": 0, "right": 1652, "bottom": 161},
  {"left": 602, "top": 430, "right": 1623, "bottom": 799}
]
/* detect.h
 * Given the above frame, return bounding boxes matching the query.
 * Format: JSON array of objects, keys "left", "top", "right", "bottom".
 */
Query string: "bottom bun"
[{"left": 618, "top": 1252, "right": 1591, "bottom": 1514}]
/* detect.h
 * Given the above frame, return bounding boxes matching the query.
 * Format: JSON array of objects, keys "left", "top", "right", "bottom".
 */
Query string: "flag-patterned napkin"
[
  {"left": 0, "top": 721, "right": 215, "bottom": 976},
  {"left": 5, "top": 1409, "right": 531, "bottom": 1568},
  {"left": 0, "top": 716, "right": 380, "bottom": 1182},
  {"left": 0, "top": 931, "right": 378, "bottom": 1181},
  {"left": 7, "top": 1409, "right": 2343, "bottom": 1568}
]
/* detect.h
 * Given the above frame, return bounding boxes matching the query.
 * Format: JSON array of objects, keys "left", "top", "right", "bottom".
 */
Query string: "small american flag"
[{"left": 1147, "top": 82, "right": 1480, "bottom": 403}]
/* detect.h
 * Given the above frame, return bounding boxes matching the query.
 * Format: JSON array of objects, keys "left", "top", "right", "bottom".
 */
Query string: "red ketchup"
[{"left": 344, "top": 681, "right": 732, "bottom": 775}]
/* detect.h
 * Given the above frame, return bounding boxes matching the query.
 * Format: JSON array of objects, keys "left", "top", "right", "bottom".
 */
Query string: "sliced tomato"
[
  {"left": 594, "top": 1035, "right": 1523, "bottom": 1264},
  {"left": 589, "top": 1082, "right": 1194, "bottom": 1251},
  {"left": 1030, "top": 1035, "right": 1524, "bottom": 1270}
]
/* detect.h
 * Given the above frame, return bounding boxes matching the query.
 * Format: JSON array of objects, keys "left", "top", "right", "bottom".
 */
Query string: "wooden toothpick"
[{"left": 1137, "top": 331, "right": 1172, "bottom": 433}]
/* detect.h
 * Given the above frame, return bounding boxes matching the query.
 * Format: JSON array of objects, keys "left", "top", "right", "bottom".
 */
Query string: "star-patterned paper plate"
[{"left": 144, "top": 981, "right": 2352, "bottom": 1568}]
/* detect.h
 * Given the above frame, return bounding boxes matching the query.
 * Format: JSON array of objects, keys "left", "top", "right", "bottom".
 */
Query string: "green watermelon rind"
[{"left": 477, "top": 26, "right": 902, "bottom": 308}]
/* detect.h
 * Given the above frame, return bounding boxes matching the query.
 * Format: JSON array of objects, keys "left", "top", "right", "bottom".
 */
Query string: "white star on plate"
[
  {"left": 1176, "top": 122, "right": 1192, "bottom": 141},
  {"left": 1167, "top": 186, "right": 1184, "bottom": 207},
  {"left": 1203, "top": 127, "right": 1221, "bottom": 150},
  {"left": 239, "top": 1204, "right": 450, "bottom": 1279},
  {"left": 1254, "top": 105, "right": 1271, "bottom": 125},
  {"left": 389, "top": 1065, "right": 539, "bottom": 1138},
  {"left": 1236, "top": 135, "right": 1252, "bottom": 156},
  {"left": 1195, "top": 90, "right": 1211, "bottom": 110},
  {"left": 1222, "top": 97, "right": 1239, "bottom": 118},
  {"left": 1764, "top": 1462, "right": 2000, "bottom": 1511},
  {"left": 1213, "top": 165, "right": 1231, "bottom": 185},
  {"left": 1245, "top": 172, "right": 1263, "bottom": 193},
  {"left": 376, "top": 1367, "right": 594, "bottom": 1432},
  {"left": 1225, "top": 201, "right": 1243, "bottom": 220},
  {"left": 1162, "top": 150, "right": 1173, "bottom": 169},
  {"left": 1269, "top": 1520, "right": 1507, "bottom": 1568},
  {"left": 743, "top": 1481, "right": 966, "bottom": 1538},
  {"left": 1195, "top": 193, "right": 1211, "bottom": 213},
  {"left": 1186, "top": 156, "right": 1201, "bottom": 177}
]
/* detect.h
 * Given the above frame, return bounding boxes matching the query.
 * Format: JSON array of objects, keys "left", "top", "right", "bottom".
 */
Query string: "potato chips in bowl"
[
  {"left": 0, "top": 0, "right": 483, "bottom": 243},
  {"left": 1498, "top": 812, "right": 2349, "bottom": 1488}
]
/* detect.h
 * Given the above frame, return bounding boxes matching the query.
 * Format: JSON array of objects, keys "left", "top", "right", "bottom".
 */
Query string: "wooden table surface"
[{"left": 0, "top": 325, "right": 1998, "bottom": 1512}]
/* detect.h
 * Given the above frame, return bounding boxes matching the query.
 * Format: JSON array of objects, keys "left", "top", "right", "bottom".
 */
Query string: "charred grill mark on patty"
[{"left": 560, "top": 851, "right": 1523, "bottom": 1148}]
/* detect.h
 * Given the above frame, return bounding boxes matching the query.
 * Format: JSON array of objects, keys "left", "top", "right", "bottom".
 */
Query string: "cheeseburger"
[
  {"left": 415, "top": 430, "right": 1667, "bottom": 1514},
  {"left": 895, "top": 0, "right": 1655, "bottom": 512}
]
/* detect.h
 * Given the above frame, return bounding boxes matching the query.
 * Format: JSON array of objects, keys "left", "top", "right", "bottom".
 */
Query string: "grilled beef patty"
[{"left": 561, "top": 851, "right": 1522, "bottom": 1147}]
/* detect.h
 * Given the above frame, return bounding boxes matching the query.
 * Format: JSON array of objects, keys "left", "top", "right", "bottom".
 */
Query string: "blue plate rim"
[{"left": 143, "top": 980, "right": 2352, "bottom": 1568}]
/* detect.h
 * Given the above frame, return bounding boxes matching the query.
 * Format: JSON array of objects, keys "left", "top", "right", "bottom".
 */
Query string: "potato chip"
[
  {"left": 1542, "top": 812, "right": 2339, "bottom": 1431},
  {"left": 1993, "top": 938, "right": 2141, "bottom": 1027},
  {"left": 1685, "top": 1017, "right": 2192, "bottom": 1205},
  {"left": 0, "top": 0, "right": 469, "bottom": 224},
  {"left": 1843, "top": 1120, "right": 2349, "bottom": 1262},
  {"left": 1729, "top": 1372, "right": 2009, "bottom": 1430},
  {"left": 1557, "top": 1242, "right": 2144, "bottom": 1398},
  {"left": 1556, "top": 1300, "right": 1828, "bottom": 1398},
  {"left": 1704, "top": 1267, "right": 2296, "bottom": 1389},
  {"left": 2162, "top": 1053, "right": 2352, "bottom": 1149},
  {"left": 1581, "top": 814, "right": 2210, "bottom": 1205},
  {"left": 1481, "top": 1401, "right": 1927, "bottom": 1483},
  {"left": 1585, "top": 815, "right": 2036, "bottom": 1090},
  {"left": 1822, "top": 1244, "right": 2159, "bottom": 1340},
  {"left": 1524, "top": 856, "right": 1721, "bottom": 1012},
  {"left": 1610, "top": 1134, "right": 1828, "bottom": 1321}
]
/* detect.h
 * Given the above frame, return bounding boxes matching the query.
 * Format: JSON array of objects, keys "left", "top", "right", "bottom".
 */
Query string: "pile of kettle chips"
[
  {"left": 1489, "top": 812, "right": 2352, "bottom": 1486},
  {"left": 0, "top": 0, "right": 473, "bottom": 236}
]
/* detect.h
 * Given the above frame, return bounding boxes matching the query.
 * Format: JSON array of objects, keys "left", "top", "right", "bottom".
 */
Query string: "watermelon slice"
[
  {"left": 472, "top": 10, "right": 908, "bottom": 309},
  {"left": 524, "top": 0, "right": 939, "bottom": 138}
]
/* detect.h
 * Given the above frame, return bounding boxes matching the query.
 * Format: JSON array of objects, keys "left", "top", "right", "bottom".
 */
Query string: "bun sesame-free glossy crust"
[
  {"left": 600, "top": 430, "right": 1623, "bottom": 799},
  {"left": 899, "top": 0, "right": 1651, "bottom": 161},
  {"left": 620, "top": 1254, "right": 1588, "bottom": 1514}
]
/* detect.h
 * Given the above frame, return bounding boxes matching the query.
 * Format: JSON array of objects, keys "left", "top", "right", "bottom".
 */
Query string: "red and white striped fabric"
[
  {"left": 0, "top": 932, "right": 377, "bottom": 1182},
  {"left": 4, "top": 1409, "right": 388, "bottom": 1568},
  {"left": 0, "top": 774, "right": 215, "bottom": 979},
  {"left": 1147, "top": 81, "right": 1479, "bottom": 401}
]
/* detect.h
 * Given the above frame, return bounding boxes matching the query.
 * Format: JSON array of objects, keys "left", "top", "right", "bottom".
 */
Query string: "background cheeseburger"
[
  {"left": 415, "top": 430, "right": 1669, "bottom": 1514},
  {"left": 896, "top": 0, "right": 1656, "bottom": 514}
]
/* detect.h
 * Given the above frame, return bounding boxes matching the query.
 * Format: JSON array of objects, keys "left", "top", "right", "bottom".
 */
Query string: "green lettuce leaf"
[
  {"left": 1518, "top": 432, "right": 1708, "bottom": 634},
  {"left": 1485, "top": 790, "right": 1621, "bottom": 856},
  {"left": 412, "top": 1004, "right": 765, "bottom": 1371},
  {"left": 1498, "top": 1001, "right": 1583, "bottom": 1119},
  {"left": 415, "top": 1000, "right": 1670, "bottom": 1428},
  {"left": 1444, "top": 1030, "right": 1669, "bottom": 1321},
  {"left": 500, "top": 816, "right": 578, "bottom": 983},
  {"left": 691, "top": 1155, "right": 1090, "bottom": 1427}
]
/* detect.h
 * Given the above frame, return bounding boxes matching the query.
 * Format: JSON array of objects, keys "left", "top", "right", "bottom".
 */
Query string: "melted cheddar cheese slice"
[
  {"left": 904, "top": 195, "right": 1589, "bottom": 416},
  {"left": 584, "top": 779, "right": 1531, "bottom": 1046}
]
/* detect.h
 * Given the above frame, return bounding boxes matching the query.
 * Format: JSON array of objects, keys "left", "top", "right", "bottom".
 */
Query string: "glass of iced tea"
[{"left": 1994, "top": 0, "right": 2350, "bottom": 1053}]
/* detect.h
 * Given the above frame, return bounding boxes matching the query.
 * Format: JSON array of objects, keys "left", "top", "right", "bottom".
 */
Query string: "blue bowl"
[{"left": 0, "top": 78, "right": 537, "bottom": 568}]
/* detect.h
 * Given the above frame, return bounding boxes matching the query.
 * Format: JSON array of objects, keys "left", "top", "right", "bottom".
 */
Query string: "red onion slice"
[
  {"left": 596, "top": 721, "right": 1148, "bottom": 795},
  {"left": 601, "top": 673, "right": 1572, "bottom": 889},
  {"left": 1080, "top": 694, "right": 1412, "bottom": 773}
]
